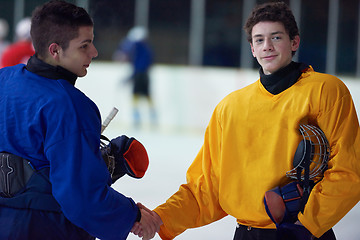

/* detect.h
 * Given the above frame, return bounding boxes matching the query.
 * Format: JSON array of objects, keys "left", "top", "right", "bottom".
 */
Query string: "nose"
[
  {"left": 91, "top": 44, "right": 98, "bottom": 58},
  {"left": 263, "top": 38, "right": 274, "bottom": 51}
]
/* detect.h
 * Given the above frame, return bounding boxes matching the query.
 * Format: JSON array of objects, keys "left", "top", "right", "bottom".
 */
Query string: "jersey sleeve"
[
  {"left": 298, "top": 79, "right": 360, "bottom": 237},
  {"left": 154, "top": 106, "right": 228, "bottom": 239},
  {"left": 46, "top": 130, "right": 139, "bottom": 240}
]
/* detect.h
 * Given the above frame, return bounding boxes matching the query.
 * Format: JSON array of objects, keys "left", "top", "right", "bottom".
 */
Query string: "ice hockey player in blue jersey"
[
  {"left": 0, "top": 1, "right": 158, "bottom": 239},
  {"left": 113, "top": 26, "right": 155, "bottom": 127}
]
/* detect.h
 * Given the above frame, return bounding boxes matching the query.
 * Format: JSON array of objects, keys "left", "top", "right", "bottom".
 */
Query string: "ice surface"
[{"left": 81, "top": 62, "right": 360, "bottom": 240}]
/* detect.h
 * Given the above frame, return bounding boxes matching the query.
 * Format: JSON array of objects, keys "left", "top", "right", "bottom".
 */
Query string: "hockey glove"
[
  {"left": 264, "top": 181, "right": 304, "bottom": 224},
  {"left": 110, "top": 135, "right": 149, "bottom": 182},
  {"left": 277, "top": 222, "right": 314, "bottom": 240}
]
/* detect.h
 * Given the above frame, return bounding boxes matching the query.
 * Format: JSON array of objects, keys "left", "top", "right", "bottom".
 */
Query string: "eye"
[
  {"left": 254, "top": 38, "right": 263, "bottom": 44},
  {"left": 272, "top": 36, "right": 281, "bottom": 41},
  {"left": 80, "top": 44, "right": 88, "bottom": 49}
]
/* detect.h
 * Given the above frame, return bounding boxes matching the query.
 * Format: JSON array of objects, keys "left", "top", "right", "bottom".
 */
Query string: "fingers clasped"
[{"left": 131, "top": 203, "right": 163, "bottom": 240}]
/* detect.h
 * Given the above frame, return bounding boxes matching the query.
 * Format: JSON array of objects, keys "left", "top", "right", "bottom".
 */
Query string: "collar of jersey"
[
  {"left": 26, "top": 55, "right": 77, "bottom": 86},
  {"left": 259, "top": 61, "right": 309, "bottom": 95}
]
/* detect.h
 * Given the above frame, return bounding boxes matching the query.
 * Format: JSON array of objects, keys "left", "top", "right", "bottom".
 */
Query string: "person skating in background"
[
  {"left": 0, "top": 17, "right": 35, "bottom": 68},
  {"left": 0, "top": 18, "right": 10, "bottom": 67},
  {"left": 113, "top": 26, "right": 156, "bottom": 128}
]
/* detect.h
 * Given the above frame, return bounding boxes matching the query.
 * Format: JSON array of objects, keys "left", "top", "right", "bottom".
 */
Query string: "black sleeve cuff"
[{"left": 136, "top": 208, "right": 141, "bottom": 222}]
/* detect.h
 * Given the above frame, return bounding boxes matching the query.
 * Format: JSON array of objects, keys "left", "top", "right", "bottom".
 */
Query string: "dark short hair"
[
  {"left": 244, "top": 2, "right": 299, "bottom": 43},
  {"left": 30, "top": 0, "right": 93, "bottom": 58}
]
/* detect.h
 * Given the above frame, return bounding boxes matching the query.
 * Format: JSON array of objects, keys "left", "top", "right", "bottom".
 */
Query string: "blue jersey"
[
  {"left": 120, "top": 39, "right": 153, "bottom": 74},
  {"left": 0, "top": 61, "right": 139, "bottom": 240}
]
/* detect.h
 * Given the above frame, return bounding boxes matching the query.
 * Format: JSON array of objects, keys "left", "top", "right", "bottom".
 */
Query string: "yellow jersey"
[{"left": 154, "top": 66, "right": 360, "bottom": 239}]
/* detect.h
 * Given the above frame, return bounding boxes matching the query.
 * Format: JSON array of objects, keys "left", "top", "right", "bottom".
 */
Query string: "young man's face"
[
  {"left": 57, "top": 26, "right": 98, "bottom": 77},
  {"left": 250, "top": 21, "right": 299, "bottom": 75}
]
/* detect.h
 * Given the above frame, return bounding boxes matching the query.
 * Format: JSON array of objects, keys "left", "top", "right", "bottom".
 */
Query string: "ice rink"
[{"left": 79, "top": 62, "right": 360, "bottom": 240}]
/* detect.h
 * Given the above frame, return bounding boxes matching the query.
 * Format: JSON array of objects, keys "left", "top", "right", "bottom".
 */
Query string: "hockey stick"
[{"left": 101, "top": 107, "right": 119, "bottom": 134}]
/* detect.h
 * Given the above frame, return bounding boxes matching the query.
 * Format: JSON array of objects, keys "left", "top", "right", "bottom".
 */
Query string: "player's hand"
[
  {"left": 131, "top": 203, "right": 162, "bottom": 240},
  {"left": 131, "top": 221, "right": 142, "bottom": 237}
]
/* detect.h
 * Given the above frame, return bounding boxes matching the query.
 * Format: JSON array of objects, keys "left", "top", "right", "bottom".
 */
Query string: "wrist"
[{"left": 153, "top": 210, "right": 163, "bottom": 226}]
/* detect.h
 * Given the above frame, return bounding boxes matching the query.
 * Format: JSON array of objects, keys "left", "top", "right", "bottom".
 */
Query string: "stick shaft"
[{"left": 101, "top": 107, "right": 119, "bottom": 133}]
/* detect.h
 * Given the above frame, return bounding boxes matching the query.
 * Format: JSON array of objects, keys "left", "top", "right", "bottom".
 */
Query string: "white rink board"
[
  {"left": 78, "top": 62, "right": 360, "bottom": 132},
  {"left": 78, "top": 62, "right": 360, "bottom": 240}
]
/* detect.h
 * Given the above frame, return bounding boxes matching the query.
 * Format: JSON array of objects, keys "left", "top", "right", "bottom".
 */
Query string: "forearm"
[
  {"left": 299, "top": 176, "right": 360, "bottom": 237},
  {"left": 154, "top": 182, "right": 227, "bottom": 239},
  {"left": 48, "top": 133, "right": 140, "bottom": 239}
]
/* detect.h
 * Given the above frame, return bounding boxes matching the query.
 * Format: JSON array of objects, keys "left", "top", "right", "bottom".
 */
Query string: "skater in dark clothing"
[{"left": 113, "top": 26, "right": 156, "bottom": 127}]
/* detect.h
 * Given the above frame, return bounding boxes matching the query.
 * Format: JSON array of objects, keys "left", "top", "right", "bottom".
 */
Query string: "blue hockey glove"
[
  {"left": 277, "top": 222, "right": 314, "bottom": 240},
  {"left": 101, "top": 135, "right": 149, "bottom": 183},
  {"left": 110, "top": 135, "right": 149, "bottom": 182},
  {"left": 264, "top": 181, "right": 304, "bottom": 224}
]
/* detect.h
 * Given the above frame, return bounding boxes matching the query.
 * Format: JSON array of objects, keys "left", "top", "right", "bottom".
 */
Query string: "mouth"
[{"left": 262, "top": 55, "right": 277, "bottom": 61}]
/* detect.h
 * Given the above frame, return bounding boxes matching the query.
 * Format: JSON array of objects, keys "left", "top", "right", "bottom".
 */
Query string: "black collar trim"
[
  {"left": 260, "top": 61, "right": 309, "bottom": 95},
  {"left": 26, "top": 55, "right": 77, "bottom": 86}
]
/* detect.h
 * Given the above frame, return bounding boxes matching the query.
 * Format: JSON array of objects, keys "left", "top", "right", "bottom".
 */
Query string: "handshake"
[
  {"left": 131, "top": 203, "right": 163, "bottom": 240},
  {"left": 102, "top": 135, "right": 162, "bottom": 239}
]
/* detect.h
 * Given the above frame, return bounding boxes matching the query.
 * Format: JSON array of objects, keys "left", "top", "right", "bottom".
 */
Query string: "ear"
[
  {"left": 291, "top": 35, "right": 300, "bottom": 52},
  {"left": 48, "top": 43, "right": 61, "bottom": 59}
]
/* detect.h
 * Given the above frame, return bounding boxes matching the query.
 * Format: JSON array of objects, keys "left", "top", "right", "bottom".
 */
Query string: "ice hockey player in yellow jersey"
[{"left": 132, "top": 2, "right": 360, "bottom": 240}]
